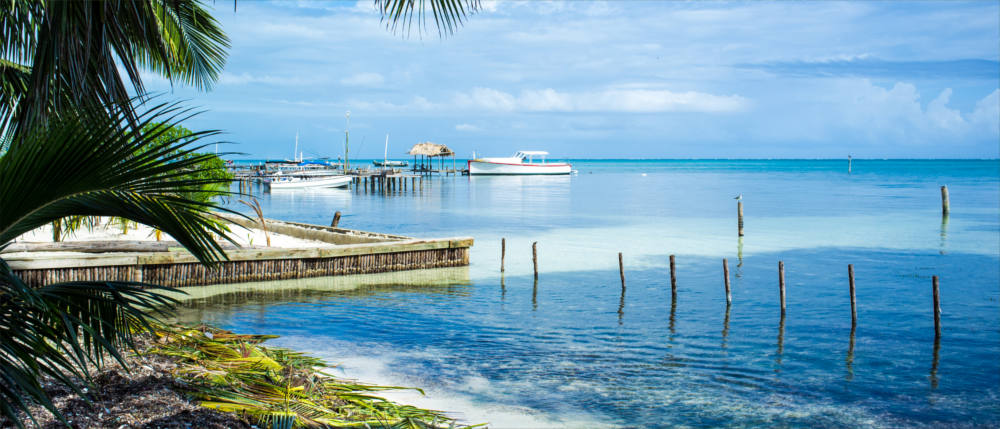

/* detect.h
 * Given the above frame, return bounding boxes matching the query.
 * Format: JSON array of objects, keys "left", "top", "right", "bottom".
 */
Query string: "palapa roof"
[{"left": 408, "top": 142, "right": 454, "bottom": 157}]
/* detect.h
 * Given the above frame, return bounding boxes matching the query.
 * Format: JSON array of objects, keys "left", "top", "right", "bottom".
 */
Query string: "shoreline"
[{"left": 11, "top": 325, "right": 465, "bottom": 429}]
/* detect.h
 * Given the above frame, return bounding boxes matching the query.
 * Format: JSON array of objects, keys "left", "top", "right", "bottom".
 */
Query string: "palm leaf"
[
  {"left": 0, "top": 259, "right": 181, "bottom": 428},
  {"left": 375, "top": 0, "right": 481, "bottom": 37},
  {"left": 0, "top": 98, "right": 238, "bottom": 264},
  {"left": 1, "top": 0, "right": 229, "bottom": 140}
]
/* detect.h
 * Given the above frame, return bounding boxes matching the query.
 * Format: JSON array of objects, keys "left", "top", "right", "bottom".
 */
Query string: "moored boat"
[
  {"left": 468, "top": 151, "right": 571, "bottom": 175},
  {"left": 266, "top": 173, "right": 352, "bottom": 189},
  {"left": 373, "top": 160, "right": 408, "bottom": 167}
]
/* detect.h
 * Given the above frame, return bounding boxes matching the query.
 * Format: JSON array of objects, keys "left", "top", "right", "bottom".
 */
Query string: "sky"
[{"left": 145, "top": 1, "right": 1000, "bottom": 159}]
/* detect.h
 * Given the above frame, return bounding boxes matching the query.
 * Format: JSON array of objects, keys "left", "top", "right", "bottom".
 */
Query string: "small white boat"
[
  {"left": 468, "top": 151, "right": 571, "bottom": 175},
  {"left": 266, "top": 172, "right": 352, "bottom": 189},
  {"left": 373, "top": 160, "right": 408, "bottom": 167}
]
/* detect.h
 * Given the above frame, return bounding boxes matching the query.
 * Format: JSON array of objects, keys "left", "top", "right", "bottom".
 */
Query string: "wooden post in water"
[
  {"left": 848, "top": 155, "right": 852, "bottom": 174},
  {"left": 848, "top": 264, "right": 857, "bottom": 326},
  {"left": 738, "top": 201, "right": 744, "bottom": 237},
  {"left": 932, "top": 275, "right": 941, "bottom": 338},
  {"left": 723, "top": 258, "right": 731, "bottom": 305},
  {"left": 778, "top": 261, "right": 786, "bottom": 314},
  {"left": 532, "top": 242, "right": 538, "bottom": 279},
  {"left": 940, "top": 186, "right": 950, "bottom": 217},
  {"left": 500, "top": 238, "right": 506, "bottom": 272},
  {"left": 669, "top": 254, "right": 677, "bottom": 298},
  {"left": 619, "top": 252, "right": 626, "bottom": 291},
  {"left": 331, "top": 211, "right": 342, "bottom": 228}
]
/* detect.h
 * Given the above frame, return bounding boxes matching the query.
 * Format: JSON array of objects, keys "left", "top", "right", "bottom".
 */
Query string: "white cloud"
[
  {"left": 453, "top": 86, "right": 748, "bottom": 113},
  {"left": 828, "top": 79, "right": 1000, "bottom": 144},
  {"left": 219, "top": 72, "right": 311, "bottom": 86},
  {"left": 970, "top": 89, "right": 1000, "bottom": 135},
  {"left": 455, "top": 87, "right": 518, "bottom": 111},
  {"left": 455, "top": 123, "right": 480, "bottom": 131},
  {"left": 340, "top": 72, "right": 385, "bottom": 87},
  {"left": 926, "top": 88, "right": 964, "bottom": 131}
]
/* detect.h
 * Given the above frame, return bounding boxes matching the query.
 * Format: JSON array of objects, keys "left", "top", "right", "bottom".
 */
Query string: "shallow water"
[{"left": 176, "top": 160, "right": 1000, "bottom": 427}]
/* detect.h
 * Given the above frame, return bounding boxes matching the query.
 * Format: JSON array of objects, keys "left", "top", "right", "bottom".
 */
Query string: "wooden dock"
[{"left": 7, "top": 217, "right": 472, "bottom": 288}]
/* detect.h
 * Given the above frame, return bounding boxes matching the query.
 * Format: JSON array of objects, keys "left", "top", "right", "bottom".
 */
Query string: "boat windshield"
[{"left": 514, "top": 151, "right": 548, "bottom": 163}]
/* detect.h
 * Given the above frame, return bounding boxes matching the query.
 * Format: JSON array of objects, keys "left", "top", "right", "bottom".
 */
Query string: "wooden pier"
[{"left": 7, "top": 217, "right": 472, "bottom": 288}]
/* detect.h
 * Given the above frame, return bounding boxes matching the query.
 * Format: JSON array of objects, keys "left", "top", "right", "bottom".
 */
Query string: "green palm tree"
[
  {"left": 1, "top": 0, "right": 230, "bottom": 142},
  {"left": 0, "top": 100, "right": 237, "bottom": 427},
  {"left": 1, "top": 1, "right": 231, "bottom": 426},
  {"left": 0, "top": 0, "right": 478, "bottom": 426}
]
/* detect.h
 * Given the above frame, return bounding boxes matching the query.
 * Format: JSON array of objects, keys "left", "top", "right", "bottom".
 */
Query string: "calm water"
[{"left": 176, "top": 160, "right": 1000, "bottom": 428}]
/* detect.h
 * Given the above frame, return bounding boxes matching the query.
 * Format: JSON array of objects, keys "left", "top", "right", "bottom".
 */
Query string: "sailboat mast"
[
  {"left": 344, "top": 111, "right": 351, "bottom": 171},
  {"left": 294, "top": 130, "right": 299, "bottom": 163},
  {"left": 384, "top": 133, "right": 389, "bottom": 166}
]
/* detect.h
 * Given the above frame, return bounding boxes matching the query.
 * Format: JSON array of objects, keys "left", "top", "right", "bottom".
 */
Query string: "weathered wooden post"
[
  {"left": 532, "top": 242, "right": 538, "bottom": 279},
  {"left": 500, "top": 238, "right": 506, "bottom": 272},
  {"left": 848, "top": 264, "right": 857, "bottom": 326},
  {"left": 941, "top": 185, "right": 950, "bottom": 217},
  {"left": 669, "top": 254, "right": 677, "bottom": 298},
  {"left": 933, "top": 275, "right": 941, "bottom": 338},
  {"left": 778, "top": 261, "right": 786, "bottom": 314},
  {"left": 619, "top": 252, "right": 626, "bottom": 291},
  {"left": 331, "top": 211, "right": 342, "bottom": 228},
  {"left": 723, "top": 258, "right": 731, "bottom": 305},
  {"left": 738, "top": 201, "right": 744, "bottom": 237}
]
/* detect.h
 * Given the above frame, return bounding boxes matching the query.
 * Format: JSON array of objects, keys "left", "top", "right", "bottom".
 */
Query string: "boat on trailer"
[{"left": 468, "top": 151, "right": 571, "bottom": 175}]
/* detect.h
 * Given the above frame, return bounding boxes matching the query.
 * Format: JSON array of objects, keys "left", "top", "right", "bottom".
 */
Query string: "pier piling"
[
  {"left": 723, "top": 258, "right": 732, "bottom": 305},
  {"left": 779, "top": 261, "right": 786, "bottom": 314},
  {"left": 501, "top": 238, "right": 506, "bottom": 272},
  {"left": 941, "top": 185, "right": 950, "bottom": 217},
  {"left": 532, "top": 242, "right": 538, "bottom": 279},
  {"left": 849, "top": 264, "right": 857, "bottom": 326},
  {"left": 933, "top": 275, "right": 941, "bottom": 338},
  {"left": 619, "top": 252, "right": 626, "bottom": 291},
  {"left": 669, "top": 255, "right": 677, "bottom": 298},
  {"left": 738, "top": 201, "right": 744, "bottom": 237},
  {"left": 331, "top": 211, "right": 342, "bottom": 228}
]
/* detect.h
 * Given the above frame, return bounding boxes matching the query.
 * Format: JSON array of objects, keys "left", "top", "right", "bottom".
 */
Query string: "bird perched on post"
[{"left": 734, "top": 193, "right": 742, "bottom": 201}]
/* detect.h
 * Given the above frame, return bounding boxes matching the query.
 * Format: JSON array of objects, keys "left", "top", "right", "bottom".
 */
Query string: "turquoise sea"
[{"left": 176, "top": 159, "right": 1000, "bottom": 427}]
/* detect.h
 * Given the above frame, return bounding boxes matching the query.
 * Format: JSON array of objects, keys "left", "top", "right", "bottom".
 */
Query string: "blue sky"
[{"left": 147, "top": 1, "right": 1000, "bottom": 159}]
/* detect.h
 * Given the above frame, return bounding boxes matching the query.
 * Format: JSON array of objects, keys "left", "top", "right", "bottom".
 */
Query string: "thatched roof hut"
[{"left": 408, "top": 142, "right": 454, "bottom": 157}]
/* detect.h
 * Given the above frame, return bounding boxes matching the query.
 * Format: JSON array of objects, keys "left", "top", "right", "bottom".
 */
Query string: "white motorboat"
[
  {"left": 468, "top": 151, "right": 571, "bottom": 175},
  {"left": 266, "top": 172, "right": 352, "bottom": 189}
]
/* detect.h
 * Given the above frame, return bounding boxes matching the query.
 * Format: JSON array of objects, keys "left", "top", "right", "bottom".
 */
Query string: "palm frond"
[
  {"left": 0, "top": 260, "right": 181, "bottom": 427},
  {"left": 2, "top": 0, "right": 229, "bottom": 139},
  {"left": 147, "top": 325, "right": 465, "bottom": 428},
  {"left": 0, "top": 99, "right": 237, "bottom": 264},
  {"left": 375, "top": 0, "right": 480, "bottom": 37}
]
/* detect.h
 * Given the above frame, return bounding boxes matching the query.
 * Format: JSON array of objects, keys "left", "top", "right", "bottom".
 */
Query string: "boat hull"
[
  {"left": 267, "top": 175, "right": 352, "bottom": 189},
  {"left": 468, "top": 160, "right": 571, "bottom": 175}
]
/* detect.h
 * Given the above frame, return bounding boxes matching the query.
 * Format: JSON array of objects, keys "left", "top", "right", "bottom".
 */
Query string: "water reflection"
[
  {"left": 532, "top": 279, "right": 538, "bottom": 311},
  {"left": 736, "top": 237, "right": 744, "bottom": 275},
  {"left": 169, "top": 266, "right": 470, "bottom": 305},
  {"left": 776, "top": 313, "right": 786, "bottom": 371},
  {"left": 722, "top": 304, "right": 731, "bottom": 349},
  {"left": 846, "top": 325, "right": 856, "bottom": 381},
  {"left": 940, "top": 215, "right": 949, "bottom": 255},
  {"left": 617, "top": 288, "right": 626, "bottom": 325},
  {"left": 668, "top": 298, "right": 677, "bottom": 339},
  {"left": 931, "top": 335, "right": 941, "bottom": 389},
  {"left": 500, "top": 274, "right": 506, "bottom": 301}
]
